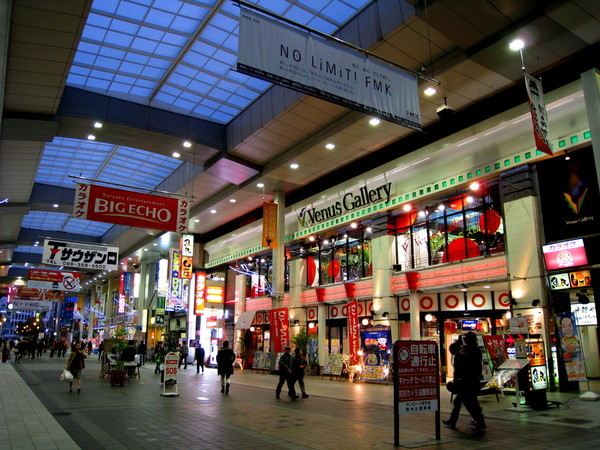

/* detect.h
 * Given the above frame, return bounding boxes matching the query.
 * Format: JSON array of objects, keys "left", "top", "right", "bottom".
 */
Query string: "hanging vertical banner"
[
  {"left": 556, "top": 312, "right": 586, "bottom": 381},
  {"left": 194, "top": 272, "right": 206, "bottom": 315},
  {"left": 167, "top": 250, "right": 183, "bottom": 311},
  {"left": 118, "top": 273, "right": 126, "bottom": 314},
  {"left": 269, "top": 307, "right": 290, "bottom": 354},
  {"left": 121, "top": 272, "right": 133, "bottom": 296},
  {"left": 180, "top": 256, "right": 193, "bottom": 279},
  {"left": 524, "top": 73, "right": 552, "bottom": 156},
  {"left": 181, "top": 234, "right": 194, "bottom": 257},
  {"left": 262, "top": 201, "right": 278, "bottom": 248},
  {"left": 238, "top": 8, "right": 421, "bottom": 130},
  {"left": 347, "top": 300, "right": 360, "bottom": 358}
]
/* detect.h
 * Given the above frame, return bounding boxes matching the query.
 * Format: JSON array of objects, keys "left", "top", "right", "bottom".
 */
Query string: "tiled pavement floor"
[{"left": 2, "top": 355, "right": 600, "bottom": 449}]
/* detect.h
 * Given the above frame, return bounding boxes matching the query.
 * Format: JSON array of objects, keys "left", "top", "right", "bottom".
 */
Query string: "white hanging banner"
[
  {"left": 238, "top": 7, "right": 421, "bottom": 130},
  {"left": 524, "top": 73, "right": 552, "bottom": 155}
]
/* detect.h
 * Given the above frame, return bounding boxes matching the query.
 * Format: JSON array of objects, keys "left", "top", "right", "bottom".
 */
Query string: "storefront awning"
[{"left": 235, "top": 311, "right": 256, "bottom": 330}]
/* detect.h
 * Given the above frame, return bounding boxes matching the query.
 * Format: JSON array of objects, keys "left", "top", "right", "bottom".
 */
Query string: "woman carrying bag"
[{"left": 66, "top": 341, "right": 87, "bottom": 393}]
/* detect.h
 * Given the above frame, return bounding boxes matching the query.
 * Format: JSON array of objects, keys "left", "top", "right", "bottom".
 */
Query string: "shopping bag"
[{"left": 60, "top": 369, "right": 73, "bottom": 382}]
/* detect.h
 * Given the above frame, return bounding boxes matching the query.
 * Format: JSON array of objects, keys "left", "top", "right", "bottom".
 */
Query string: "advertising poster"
[
  {"left": 361, "top": 326, "right": 392, "bottom": 353},
  {"left": 262, "top": 201, "right": 278, "bottom": 248},
  {"left": 269, "top": 307, "right": 290, "bottom": 355},
  {"left": 556, "top": 312, "right": 586, "bottom": 381},
  {"left": 167, "top": 250, "right": 182, "bottom": 311},
  {"left": 42, "top": 239, "right": 118, "bottom": 271},
  {"left": 27, "top": 269, "right": 82, "bottom": 292},
  {"left": 531, "top": 365, "right": 549, "bottom": 390},
  {"left": 572, "top": 303, "right": 597, "bottom": 326},
  {"left": 359, "top": 352, "right": 390, "bottom": 382},
  {"left": 347, "top": 300, "right": 360, "bottom": 359},
  {"left": 394, "top": 340, "right": 439, "bottom": 414},
  {"left": 483, "top": 335, "right": 507, "bottom": 372},
  {"left": 74, "top": 183, "right": 189, "bottom": 233}
]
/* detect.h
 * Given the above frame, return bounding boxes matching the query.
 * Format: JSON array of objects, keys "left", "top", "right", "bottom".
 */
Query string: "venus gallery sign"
[
  {"left": 74, "top": 183, "right": 189, "bottom": 233},
  {"left": 297, "top": 182, "right": 392, "bottom": 228}
]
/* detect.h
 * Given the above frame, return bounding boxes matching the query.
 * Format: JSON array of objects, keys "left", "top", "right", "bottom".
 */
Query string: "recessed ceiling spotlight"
[
  {"left": 308, "top": 236, "right": 315, "bottom": 242},
  {"left": 369, "top": 117, "right": 381, "bottom": 126},
  {"left": 128, "top": 257, "right": 133, "bottom": 261},
  {"left": 143, "top": 248, "right": 148, "bottom": 252},
  {"left": 94, "top": 122, "right": 103, "bottom": 128},
  {"left": 52, "top": 203, "right": 59, "bottom": 208},
  {"left": 210, "top": 209, "right": 217, "bottom": 214},
  {"left": 402, "top": 204, "right": 412, "bottom": 212},
  {"left": 350, "top": 222, "right": 358, "bottom": 229},
  {"left": 509, "top": 38, "right": 524, "bottom": 51},
  {"left": 153, "top": 243, "right": 158, "bottom": 246},
  {"left": 229, "top": 199, "right": 236, "bottom": 203},
  {"left": 257, "top": 183, "right": 264, "bottom": 188},
  {"left": 183, "top": 141, "right": 192, "bottom": 148},
  {"left": 470, "top": 181, "right": 480, "bottom": 191},
  {"left": 325, "top": 143, "right": 335, "bottom": 150},
  {"left": 172, "top": 152, "right": 181, "bottom": 158},
  {"left": 87, "top": 134, "right": 96, "bottom": 140},
  {"left": 194, "top": 219, "right": 200, "bottom": 223},
  {"left": 290, "top": 163, "right": 299, "bottom": 169},
  {"left": 424, "top": 87, "right": 436, "bottom": 96}
]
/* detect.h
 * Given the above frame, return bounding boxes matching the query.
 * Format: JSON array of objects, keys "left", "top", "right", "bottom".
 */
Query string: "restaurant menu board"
[
  {"left": 252, "top": 351, "right": 272, "bottom": 370},
  {"left": 394, "top": 340, "right": 439, "bottom": 415},
  {"left": 322, "top": 354, "right": 344, "bottom": 376},
  {"left": 359, "top": 352, "right": 389, "bottom": 382}
]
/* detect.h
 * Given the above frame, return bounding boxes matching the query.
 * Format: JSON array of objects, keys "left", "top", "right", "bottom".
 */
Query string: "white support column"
[
  {"left": 288, "top": 257, "right": 305, "bottom": 310},
  {"left": 371, "top": 233, "right": 397, "bottom": 339},
  {"left": 317, "top": 303, "right": 327, "bottom": 367},
  {"left": 272, "top": 190, "right": 286, "bottom": 307},
  {"left": 410, "top": 292, "right": 421, "bottom": 340}
]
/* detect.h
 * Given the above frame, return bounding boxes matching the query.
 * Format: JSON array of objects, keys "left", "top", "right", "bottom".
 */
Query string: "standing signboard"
[
  {"left": 161, "top": 352, "right": 180, "bottom": 397},
  {"left": 393, "top": 340, "right": 440, "bottom": 446}
]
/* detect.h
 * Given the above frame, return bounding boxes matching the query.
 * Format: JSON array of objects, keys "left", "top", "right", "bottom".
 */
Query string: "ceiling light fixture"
[
  {"left": 509, "top": 38, "right": 524, "bottom": 51},
  {"left": 290, "top": 163, "right": 299, "bottom": 169},
  {"left": 470, "top": 181, "right": 480, "bottom": 191},
  {"left": 325, "top": 143, "right": 335, "bottom": 150},
  {"left": 210, "top": 209, "right": 217, "bottom": 214},
  {"left": 369, "top": 117, "right": 381, "bottom": 126},
  {"left": 87, "top": 134, "right": 96, "bottom": 140},
  {"left": 402, "top": 204, "right": 412, "bottom": 212},
  {"left": 93, "top": 122, "right": 103, "bottom": 128},
  {"left": 194, "top": 219, "right": 200, "bottom": 223},
  {"left": 424, "top": 87, "right": 436, "bottom": 96},
  {"left": 229, "top": 199, "right": 236, "bottom": 203},
  {"left": 52, "top": 203, "right": 59, "bottom": 208},
  {"left": 183, "top": 141, "right": 192, "bottom": 148},
  {"left": 256, "top": 182, "right": 264, "bottom": 188},
  {"left": 172, "top": 152, "right": 181, "bottom": 158}
]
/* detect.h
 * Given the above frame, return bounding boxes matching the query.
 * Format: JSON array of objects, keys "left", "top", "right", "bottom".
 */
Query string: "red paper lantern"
[
  {"left": 479, "top": 209, "right": 502, "bottom": 235},
  {"left": 307, "top": 256, "right": 316, "bottom": 286},
  {"left": 443, "top": 238, "right": 480, "bottom": 262},
  {"left": 328, "top": 260, "right": 341, "bottom": 279},
  {"left": 344, "top": 282, "right": 356, "bottom": 299},
  {"left": 316, "top": 287, "right": 326, "bottom": 303},
  {"left": 406, "top": 272, "right": 419, "bottom": 291}
]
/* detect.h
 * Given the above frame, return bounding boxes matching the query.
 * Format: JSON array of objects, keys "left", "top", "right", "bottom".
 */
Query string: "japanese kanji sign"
[
  {"left": 524, "top": 73, "right": 552, "bottom": 156},
  {"left": 262, "top": 201, "right": 278, "bottom": 248},
  {"left": 269, "top": 307, "right": 290, "bottom": 355},
  {"left": 74, "top": 183, "right": 189, "bottom": 233},
  {"left": 42, "top": 239, "right": 119, "bottom": 271},
  {"left": 394, "top": 340, "right": 439, "bottom": 415},
  {"left": 27, "top": 268, "right": 82, "bottom": 292}
]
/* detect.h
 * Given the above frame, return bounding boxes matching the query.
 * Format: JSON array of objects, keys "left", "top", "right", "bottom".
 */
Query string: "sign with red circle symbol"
[
  {"left": 307, "top": 308, "right": 316, "bottom": 320},
  {"left": 256, "top": 313, "right": 263, "bottom": 324},
  {"left": 331, "top": 306, "right": 339, "bottom": 318},
  {"left": 400, "top": 298, "right": 410, "bottom": 312},
  {"left": 444, "top": 294, "right": 460, "bottom": 310},
  {"left": 368, "top": 301, "right": 374, "bottom": 314},
  {"left": 341, "top": 305, "right": 348, "bottom": 317},
  {"left": 497, "top": 293, "right": 510, "bottom": 308},
  {"left": 420, "top": 296, "right": 434, "bottom": 310},
  {"left": 470, "top": 294, "right": 486, "bottom": 309},
  {"left": 265, "top": 313, "right": 270, "bottom": 324},
  {"left": 357, "top": 302, "right": 364, "bottom": 316}
]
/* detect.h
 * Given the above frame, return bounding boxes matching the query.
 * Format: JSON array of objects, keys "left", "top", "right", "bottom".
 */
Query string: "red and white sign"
[
  {"left": 542, "top": 239, "right": 588, "bottom": 270},
  {"left": 394, "top": 340, "right": 439, "bottom": 415},
  {"left": 27, "top": 269, "right": 82, "bottom": 292},
  {"left": 205, "top": 285, "right": 224, "bottom": 303},
  {"left": 347, "top": 300, "right": 360, "bottom": 358},
  {"left": 162, "top": 352, "right": 179, "bottom": 396},
  {"left": 524, "top": 73, "right": 552, "bottom": 156},
  {"left": 74, "top": 183, "right": 189, "bottom": 232},
  {"left": 269, "top": 307, "right": 290, "bottom": 355},
  {"left": 194, "top": 272, "right": 205, "bottom": 315}
]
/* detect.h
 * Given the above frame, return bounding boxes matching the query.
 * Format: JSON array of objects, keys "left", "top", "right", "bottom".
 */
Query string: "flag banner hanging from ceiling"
[
  {"left": 262, "top": 201, "right": 278, "bottom": 248},
  {"left": 27, "top": 268, "right": 82, "bottom": 292},
  {"left": 73, "top": 183, "right": 189, "bottom": 233},
  {"left": 269, "top": 307, "right": 290, "bottom": 355},
  {"left": 238, "top": 8, "right": 421, "bottom": 130},
  {"left": 524, "top": 73, "right": 552, "bottom": 156},
  {"left": 42, "top": 239, "right": 119, "bottom": 271}
]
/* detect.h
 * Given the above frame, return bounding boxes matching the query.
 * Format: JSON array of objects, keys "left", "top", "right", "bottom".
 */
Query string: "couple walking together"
[{"left": 276, "top": 346, "right": 309, "bottom": 400}]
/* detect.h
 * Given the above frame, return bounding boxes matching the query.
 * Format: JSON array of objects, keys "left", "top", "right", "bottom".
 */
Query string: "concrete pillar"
[
  {"left": 410, "top": 292, "right": 421, "bottom": 339},
  {"left": 317, "top": 303, "right": 327, "bottom": 366},
  {"left": 272, "top": 190, "right": 286, "bottom": 307}
]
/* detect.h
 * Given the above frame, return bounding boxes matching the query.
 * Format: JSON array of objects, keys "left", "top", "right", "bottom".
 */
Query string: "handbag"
[{"left": 60, "top": 369, "right": 73, "bottom": 382}]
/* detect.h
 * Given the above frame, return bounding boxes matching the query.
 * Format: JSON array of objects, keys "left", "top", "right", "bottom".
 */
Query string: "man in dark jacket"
[
  {"left": 194, "top": 343, "right": 205, "bottom": 374},
  {"left": 454, "top": 332, "right": 486, "bottom": 432},
  {"left": 216, "top": 341, "right": 235, "bottom": 394},
  {"left": 276, "top": 346, "right": 298, "bottom": 400}
]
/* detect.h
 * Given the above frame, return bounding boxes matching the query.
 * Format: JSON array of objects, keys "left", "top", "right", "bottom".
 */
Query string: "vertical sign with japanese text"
[
  {"left": 262, "top": 201, "right": 278, "bottom": 248},
  {"left": 347, "top": 300, "right": 360, "bottom": 358},
  {"left": 269, "top": 307, "right": 290, "bottom": 355},
  {"left": 524, "top": 73, "right": 552, "bottom": 156},
  {"left": 194, "top": 272, "right": 205, "bottom": 315}
]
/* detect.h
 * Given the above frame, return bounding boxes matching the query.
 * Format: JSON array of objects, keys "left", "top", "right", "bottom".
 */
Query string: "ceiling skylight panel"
[
  {"left": 120, "top": 61, "right": 144, "bottom": 75},
  {"left": 228, "top": 95, "right": 250, "bottom": 108},
  {"left": 203, "top": 59, "right": 229, "bottom": 76},
  {"left": 15, "top": 246, "right": 44, "bottom": 255},
  {"left": 211, "top": 111, "right": 234, "bottom": 123},
  {"left": 174, "top": 97, "right": 196, "bottom": 111},
  {"left": 98, "top": 45, "right": 127, "bottom": 60},
  {"left": 209, "top": 88, "right": 231, "bottom": 102},
  {"left": 187, "top": 80, "right": 211, "bottom": 95},
  {"left": 104, "top": 30, "right": 135, "bottom": 47},
  {"left": 179, "top": 1, "right": 216, "bottom": 19},
  {"left": 171, "top": 16, "right": 203, "bottom": 34},
  {"left": 200, "top": 25, "right": 229, "bottom": 46},
  {"left": 109, "top": 81, "right": 132, "bottom": 93},
  {"left": 109, "top": 17, "right": 140, "bottom": 34},
  {"left": 306, "top": 16, "right": 336, "bottom": 34},
  {"left": 63, "top": 218, "right": 113, "bottom": 236},
  {"left": 95, "top": 56, "right": 121, "bottom": 71},
  {"left": 82, "top": 25, "right": 108, "bottom": 42},
  {"left": 154, "top": 42, "right": 182, "bottom": 58},
  {"left": 221, "top": 33, "right": 237, "bottom": 51},
  {"left": 211, "top": 12, "right": 237, "bottom": 32},
  {"left": 193, "top": 105, "right": 215, "bottom": 117},
  {"left": 258, "top": 0, "right": 290, "bottom": 16},
  {"left": 146, "top": 9, "right": 176, "bottom": 28},
  {"left": 179, "top": 90, "right": 202, "bottom": 103},
  {"left": 168, "top": 73, "right": 192, "bottom": 88},
  {"left": 115, "top": 1, "right": 149, "bottom": 21},
  {"left": 87, "top": 10, "right": 112, "bottom": 28},
  {"left": 213, "top": 49, "right": 236, "bottom": 65},
  {"left": 153, "top": 91, "right": 177, "bottom": 105},
  {"left": 217, "top": 79, "right": 237, "bottom": 93},
  {"left": 22, "top": 211, "right": 69, "bottom": 231},
  {"left": 131, "top": 36, "right": 159, "bottom": 53},
  {"left": 286, "top": 5, "right": 314, "bottom": 26}
]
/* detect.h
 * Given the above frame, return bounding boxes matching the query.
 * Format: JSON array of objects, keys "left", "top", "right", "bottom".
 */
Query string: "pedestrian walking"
[
  {"left": 443, "top": 342, "right": 463, "bottom": 428},
  {"left": 97, "top": 341, "right": 104, "bottom": 360},
  {"left": 178, "top": 339, "right": 189, "bottom": 369},
  {"left": 452, "top": 332, "right": 486, "bottom": 432},
  {"left": 276, "top": 346, "right": 298, "bottom": 400},
  {"left": 37, "top": 340, "right": 45, "bottom": 357},
  {"left": 292, "top": 348, "right": 309, "bottom": 398},
  {"left": 153, "top": 342, "right": 165, "bottom": 374},
  {"left": 1, "top": 339, "right": 11, "bottom": 363},
  {"left": 194, "top": 343, "right": 205, "bottom": 374},
  {"left": 87, "top": 340, "right": 93, "bottom": 355},
  {"left": 216, "top": 341, "right": 235, "bottom": 395},
  {"left": 66, "top": 342, "right": 87, "bottom": 394},
  {"left": 137, "top": 340, "right": 147, "bottom": 365}
]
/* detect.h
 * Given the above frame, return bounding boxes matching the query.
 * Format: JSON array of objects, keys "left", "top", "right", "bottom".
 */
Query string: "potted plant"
[{"left": 108, "top": 327, "right": 128, "bottom": 386}]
